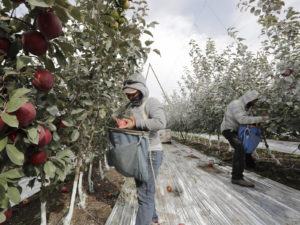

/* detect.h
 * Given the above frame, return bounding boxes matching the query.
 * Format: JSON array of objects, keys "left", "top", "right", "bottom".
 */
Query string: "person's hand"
[
  {"left": 262, "top": 116, "right": 269, "bottom": 121},
  {"left": 122, "top": 118, "right": 135, "bottom": 129}
]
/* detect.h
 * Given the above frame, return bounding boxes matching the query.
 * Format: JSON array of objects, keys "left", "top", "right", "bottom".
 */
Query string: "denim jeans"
[
  {"left": 222, "top": 130, "right": 244, "bottom": 180},
  {"left": 135, "top": 151, "right": 163, "bottom": 225}
]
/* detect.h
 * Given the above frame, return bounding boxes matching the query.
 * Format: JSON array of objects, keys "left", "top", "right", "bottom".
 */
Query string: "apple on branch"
[
  {"left": 12, "top": 102, "right": 36, "bottom": 127},
  {"left": 22, "top": 30, "right": 48, "bottom": 56},
  {"left": 32, "top": 70, "right": 54, "bottom": 92},
  {"left": 37, "top": 11, "right": 62, "bottom": 40},
  {"left": 29, "top": 150, "right": 47, "bottom": 166},
  {"left": 0, "top": 38, "right": 11, "bottom": 56}
]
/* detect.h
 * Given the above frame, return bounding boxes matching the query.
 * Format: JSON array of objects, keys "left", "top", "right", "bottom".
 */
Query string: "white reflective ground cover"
[
  {"left": 192, "top": 133, "right": 300, "bottom": 155},
  {"left": 105, "top": 142, "right": 300, "bottom": 225}
]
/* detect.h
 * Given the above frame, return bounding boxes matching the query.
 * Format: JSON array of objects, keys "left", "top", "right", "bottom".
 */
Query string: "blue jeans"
[{"left": 135, "top": 151, "right": 163, "bottom": 225}]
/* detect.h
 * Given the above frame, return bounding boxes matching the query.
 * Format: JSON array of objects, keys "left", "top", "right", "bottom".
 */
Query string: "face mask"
[{"left": 130, "top": 93, "right": 143, "bottom": 107}]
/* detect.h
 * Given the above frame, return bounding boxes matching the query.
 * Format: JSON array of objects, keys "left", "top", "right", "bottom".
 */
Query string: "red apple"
[
  {"left": 0, "top": 208, "right": 12, "bottom": 225},
  {"left": 29, "top": 150, "right": 47, "bottom": 166},
  {"left": 9, "top": 132, "right": 17, "bottom": 143},
  {"left": 10, "top": 0, "right": 25, "bottom": 3},
  {"left": 166, "top": 186, "right": 172, "bottom": 192},
  {"left": 59, "top": 119, "right": 67, "bottom": 128},
  {"left": 61, "top": 187, "right": 68, "bottom": 193},
  {"left": 32, "top": 70, "right": 54, "bottom": 92},
  {"left": 281, "top": 69, "right": 293, "bottom": 77},
  {"left": 0, "top": 117, "right": 5, "bottom": 132},
  {"left": 22, "top": 30, "right": 48, "bottom": 56},
  {"left": 37, "top": 126, "right": 46, "bottom": 148},
  {"left": 13, "top": 102, "right": 36, "bottom": 127},
  {"left": 38, "top": 128, "right": 52, "bottom": 148},
  {"left": 117, "top": 119, "right": 127, "bottom": 128},
  {"left": 37, "top": 11, "right": 62, "bottom": 40},
  {"left": 22, "top": 199, "right": 29, "bottom": 205},
  {"left": 0, "top": 38, "right": 11, "bottom": 56},
  {"left": 208, "top": 163, "right": 213, "bottom": 168}
]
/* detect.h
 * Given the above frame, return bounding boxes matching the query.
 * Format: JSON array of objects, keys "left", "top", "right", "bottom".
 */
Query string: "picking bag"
[
  {"left": 108, "top": 127, "right": 149, "bottom": 182},
  {"left": 238, "top": 126, "right": 262, "bottom": 154}
]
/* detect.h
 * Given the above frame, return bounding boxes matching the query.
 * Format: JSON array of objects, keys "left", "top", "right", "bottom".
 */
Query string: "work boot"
[{"left": 231, "top": 178, "right": 255, "bottom": 187}]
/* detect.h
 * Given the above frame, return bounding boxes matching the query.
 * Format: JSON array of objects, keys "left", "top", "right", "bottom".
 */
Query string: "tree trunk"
[
  {"left": 63, "top": 145, "right": 83, "bottom": 225},
  {"left": 104, "top": 153, "right": 110, "bottom": 171},
  {"left": 78, "top": 171, "right": 87, "bottom": 209},
  {"left": 41, "top": 202, "right": 47, "bottom": 225},
  {"left": 88, "top": 161, "right": 94, "bottom": 193},
  {"left": 99, "top": 159, "right": 104, "bottom": 180}
]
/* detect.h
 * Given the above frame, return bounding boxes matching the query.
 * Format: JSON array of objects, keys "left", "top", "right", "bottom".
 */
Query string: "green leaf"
[
  {"left": 83, "top": 100, "right": 93, "bottom": 106},
  {"left": 61, "top": 120, "right": 73, "bottom": 127},
  {"left": 71, "top": 108, "right": 85, "bottom": 115},
  {"left": 57, "top": 149, "right": 73, "bottom": 159},
  {"left": 71, "top": 129, "right": 79, "bottom": 142},
  {"left": 27, "top": 0, "right": 52, "bottom": 8},
  {"left": 1, "top": 113, "right": 19, "bottom": 128},
  {"left": 76, "top": 112, "right": 88, "bottom": 121},
  {"left": 70, "top": 7, "right": 82, "bottom": 21},
  {"left": 99, "top": 109, "right": 106, "bottom": 119},
  {"left": 144, "top": 30, "right": 153, "bottom": 37},
  {"left": 43, "top": 56, "right": 55, "bottom": 72},
  {"left": 44, "top": 161, "right": 56, "bottom": 178},
  {"left": 6, "top": 144, "right": 24, "bottom": 166},
  {"left": 153, "top": 49, "right": 161, "bottom": 56},
  {"left": 6, "top": 97, "right": 27, "bottom": 113},
  {"left": 145, "top": 40, "right": 154, "bottom": 46},
  {"left": 54, "top": 45, "right": 67, "bottom": 67},
  {"left": 147, "top": 21, "right": 159, "bottom": 28},
  {"left": 55, "top": 41, "right": 74, "bottom": 56},
  {"left": 55, "top": 168, "right": 66, "bottom": 181},
  {"left": 10, "top": 88, "right": 31, "bottom": 99},
  {"left": 27, "top": 127, "right": 39, "bottom": 144},
  {"left": 0, "top": 213, "right": 5, "bottom": 223},
  {"left": 0, "top": 179, "right": 7, "bottom": 192},
  {"left": 7, "top": 186, "right": 21, "bottom": 204},
  {"left": 0, "top": 137, "right": 8, "bottom": 153},
  {"left": 46, "top": 105, "right": 59, "bottom": 116},
  {"left": 2, "top": 169, "right": 24, "bottom": 179},
  {"left": 53, "top": 5, "right": 70, "bottom": 23},
  {"left": 16, "top": 56, "right": 32, "bottom": 71},
  {"left": 53, "top": 132, "right": 60, "bottom": 141}
]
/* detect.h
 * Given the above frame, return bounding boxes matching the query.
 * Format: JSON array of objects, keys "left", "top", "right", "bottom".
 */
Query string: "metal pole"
[{"left": 149, "top": 63, "right": 171, "bottom": 104}]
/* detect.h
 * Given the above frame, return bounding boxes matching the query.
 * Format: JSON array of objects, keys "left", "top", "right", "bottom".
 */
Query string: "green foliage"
[
  {"left": 167, "top": 0, "right": 299, "bottom": 138},
  {"left": 0, "top": 0, "right": 157, "bottom": 214}
]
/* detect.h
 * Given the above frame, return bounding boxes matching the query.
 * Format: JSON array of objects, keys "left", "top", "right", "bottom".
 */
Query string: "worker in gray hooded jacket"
[
  {"left": 221, "top": 90, "right": 269, "bottom": 187},
  {"left": 116, "top": 73, "right": 166, "bottom": 225}
]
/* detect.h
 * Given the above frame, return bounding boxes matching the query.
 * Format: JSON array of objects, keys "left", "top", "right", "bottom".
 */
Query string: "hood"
[
  {"left": 122, "top": 73, "right": 149, "bottom": 99},
  {"left": 240, "top": 90, "right": 260, "bottom": 106}
]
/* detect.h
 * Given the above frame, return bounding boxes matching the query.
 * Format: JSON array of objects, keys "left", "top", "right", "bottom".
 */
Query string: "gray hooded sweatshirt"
[
  {"left": 220, "top": 90, "right": 263, "bottom": 133},
  {"left": 123, "top": 73, "right": 166, "bottom": 151}
]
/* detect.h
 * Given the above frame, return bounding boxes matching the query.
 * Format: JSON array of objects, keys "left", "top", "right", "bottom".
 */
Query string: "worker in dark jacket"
[
  {"left": 221, "top": 90, "right": 269, "bottom": 187},
  {"left": 116, "top": 73, "right": 166, "bottom": 225}
]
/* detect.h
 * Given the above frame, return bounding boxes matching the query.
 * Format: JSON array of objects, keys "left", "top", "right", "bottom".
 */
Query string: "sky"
[{"left": 141, "top": 0, "right": 300, "bottom": 102}]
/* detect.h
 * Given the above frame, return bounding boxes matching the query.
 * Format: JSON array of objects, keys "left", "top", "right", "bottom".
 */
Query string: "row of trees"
[
  {"left": 165, "top": 0, "right": 299, "bottom": 141},
  {"left": 0, "top": 0, "right": 159, "bottom": 224}
]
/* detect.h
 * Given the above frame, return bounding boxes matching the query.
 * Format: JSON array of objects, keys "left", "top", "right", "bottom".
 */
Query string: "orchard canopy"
[
  {"left": 0, "top": 0, "right": 299, "bottom": 224},
  {"left": 165, "top": 0, "right": 300, "bottom": 138},
  {"left": 0, "top": 0, "right": 159, "bottom": 223}
]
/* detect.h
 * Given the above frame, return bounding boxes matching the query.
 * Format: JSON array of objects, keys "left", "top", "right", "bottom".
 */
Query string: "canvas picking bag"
[{"left": 108, "top": 127, "right": 150, "bottom": 182}]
